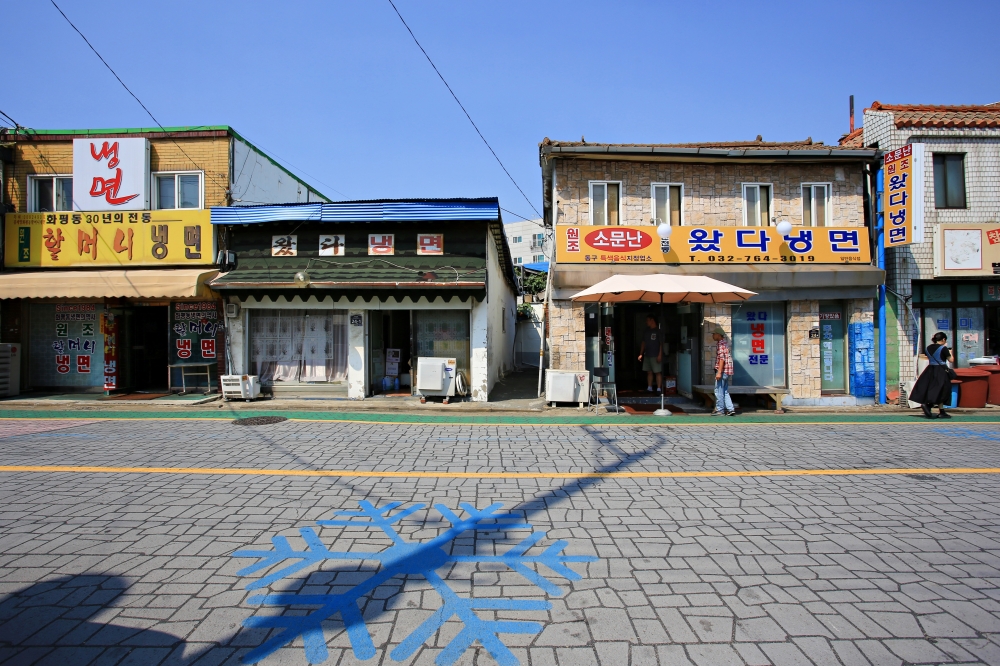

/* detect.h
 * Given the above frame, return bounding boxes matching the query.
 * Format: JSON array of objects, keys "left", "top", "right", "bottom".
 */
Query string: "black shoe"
[
  {"left": 921, "top": 404, "right": 933, "bottom": 419},
  {"left": 938, "top": 410, "right": 952, "bottom": 419}
]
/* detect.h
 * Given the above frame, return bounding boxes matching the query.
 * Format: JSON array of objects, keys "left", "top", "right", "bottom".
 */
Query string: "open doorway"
[
  {"left": 123, "top": 306, "right": 168, "bottom": 391},
  {"left": 368, "top": 310, "right": 413, "bottom": 395}
]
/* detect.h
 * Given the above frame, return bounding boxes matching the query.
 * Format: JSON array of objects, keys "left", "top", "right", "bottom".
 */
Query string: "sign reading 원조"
[
  {"left": 555, "top": 225, "right": 871, "bottom": 264},
  {"left": 72, "top": 138, "right": 150, "bottom": 211}
]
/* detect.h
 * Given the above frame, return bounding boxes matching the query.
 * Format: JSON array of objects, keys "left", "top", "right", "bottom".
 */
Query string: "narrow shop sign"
[
  {"left": 883, "top": 143, "right": 925, "bottom": 247},
  {"left": 101, "top": 311, "right": 118, "bottom": 391},
  {"left": 170, "top": 302, "right": 221, "bottom": 366}
]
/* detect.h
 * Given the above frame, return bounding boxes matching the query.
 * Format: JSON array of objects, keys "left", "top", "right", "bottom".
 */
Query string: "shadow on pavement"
[{"left": 0, "top": 575, "right": 231, "bottom": 665}]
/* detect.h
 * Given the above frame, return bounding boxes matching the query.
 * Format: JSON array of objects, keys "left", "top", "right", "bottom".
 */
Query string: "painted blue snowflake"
[{"left": 232, "top": 501, "right": 598, "bottom": 665}]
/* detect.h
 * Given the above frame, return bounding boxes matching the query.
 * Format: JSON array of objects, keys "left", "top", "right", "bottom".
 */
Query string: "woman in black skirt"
[{"left": 910, "top": 332, "right": 954, "bottom": 419}]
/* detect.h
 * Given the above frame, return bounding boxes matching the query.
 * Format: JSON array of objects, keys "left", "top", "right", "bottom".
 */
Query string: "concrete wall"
[
  {"left": 484, "top": 230, "right": 517, "bottom": 397},
  {"left": 231, "top": 137, "right": 328, "bottom": 206},
  {"left": 553, "top": 160, "right": 866, "bottom": 228}
]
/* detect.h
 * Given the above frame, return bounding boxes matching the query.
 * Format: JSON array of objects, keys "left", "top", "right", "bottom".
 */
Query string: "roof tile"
[{"left": 868, "top": 101, "right": 1000, "bottom": 129}]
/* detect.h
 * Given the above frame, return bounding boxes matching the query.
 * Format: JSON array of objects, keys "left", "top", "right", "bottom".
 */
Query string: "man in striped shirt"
[{"left": 712, "top": 326, "right": 736, "bottom": 416}]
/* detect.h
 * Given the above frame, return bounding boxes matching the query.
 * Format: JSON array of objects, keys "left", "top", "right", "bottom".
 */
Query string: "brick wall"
[
  {"left": 548, "top": 300, "right": 586, "bottom": 370},
  {"left": 787, "top": 300, "right": 820, "bottom": 399},
  {"left": 4, "top": 137, "right": 231, "bottom": 212},
  {"left": 554, "top": 160, "right": 865, "bottom": 228}
]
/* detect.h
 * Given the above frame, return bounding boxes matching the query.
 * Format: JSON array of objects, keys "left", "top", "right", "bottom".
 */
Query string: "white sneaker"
[
  {"left": 646, "top": 386, "right": 653, "bottom": 392},
  {"left": 657, "top": 387, "right": 662, "bottom": 393}
]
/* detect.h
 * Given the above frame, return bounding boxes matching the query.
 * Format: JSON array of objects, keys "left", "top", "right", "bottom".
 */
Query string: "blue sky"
[{"left": 5, "top": 0, "right": 998, "bottom": 220}]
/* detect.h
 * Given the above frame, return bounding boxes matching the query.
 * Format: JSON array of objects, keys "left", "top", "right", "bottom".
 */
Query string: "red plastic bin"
[
  {"left": 955, "top": 368, "right": 991, "bottom": 408},
  {"left": 976, "top": 365, "right": 1000, "bottom": 405}
]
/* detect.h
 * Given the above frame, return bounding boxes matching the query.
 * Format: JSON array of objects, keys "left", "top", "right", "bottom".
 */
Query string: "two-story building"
[
  {"left": 208, "top": 198, "right": 517, "bottom": 401},
  {"left": 853, "top": 102, "right": 1000, "bottom": 390},
  {"left": 0, "top": 125, "right": 327, "bottom": 394},
  {"left": 539, "top": 137, "right": 883, "bottom": 407}
]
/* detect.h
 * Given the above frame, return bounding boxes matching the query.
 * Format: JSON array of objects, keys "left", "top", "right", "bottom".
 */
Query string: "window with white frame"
[
  {"left": 29, "top": 176, "right": 73, "bottom": 212},
  {"left": 514, "top": 256, "right": 523, "bottom": 265},
  {"left": 531, "top": 233, "right": 545, "bottom": 249},
  {"left": 742, "top": 184, "right": 772, "bottom": 226},
  {"left": 511, "top": 235, "right": 522, "bottom": 244},
  {"left": 589, "top": 181, "right": 621, "bottom": 225},
  {"left": 154, "top": 172, "right": 203, "bottom": 209},
  {"left": 533, "top": 254, "right": 545, "bottom": 262},
  {"left": 651, "top": 183, "right": 683, "bottom": 226},
  {"left": 801, "top": 183, "right": 831, "bottom": 227}
]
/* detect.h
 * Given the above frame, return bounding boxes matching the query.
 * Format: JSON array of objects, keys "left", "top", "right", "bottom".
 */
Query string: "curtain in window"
[
  {"left": 413, "top": 310, "right": 470, "bottom": 374},
  {"left": 249, "top": 309, "right": 348, "bottom": 383}
]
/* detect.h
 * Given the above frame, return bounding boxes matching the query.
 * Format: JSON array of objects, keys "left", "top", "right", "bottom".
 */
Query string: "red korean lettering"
[
  {"left": 113, "top": 228, "right": 134, "bottom": 261},
  {"left": 200, "top": 339, "right": 216, "bottom": 359},
  {"left": 43, "top": 228, "right": 65, "bottom": 261},
  {"left": 76, "top": 355, "right": 91, "bottom": 373},
  {"left": 56, "top": 355, "right": 71, "bottom": 374},
  {"left": 78, "top": 227, "right": 98, "bottom": 260},
  {"left": 176, "top": 339, "right": 192, "bottom": 359},
  {"left": 89, "top": 168, "right": 139, "bottom": 206},
  {"left": 90, "top": 141, "right": 120, "bottom": 168}
]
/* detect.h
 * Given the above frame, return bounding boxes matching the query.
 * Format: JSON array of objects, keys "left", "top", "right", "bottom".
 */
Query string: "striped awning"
[{"left": 210, "top": 199, "right": 501, "bottom": 225}]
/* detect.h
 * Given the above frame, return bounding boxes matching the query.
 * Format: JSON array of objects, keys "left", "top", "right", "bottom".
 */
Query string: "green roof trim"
[{"left": 4, "top": 125, "right": 330, "bottom": 202}]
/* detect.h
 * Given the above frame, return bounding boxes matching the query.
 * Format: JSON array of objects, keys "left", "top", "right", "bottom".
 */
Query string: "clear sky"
[{"left": 5, "top": 0, "right": 998, "bottom": 220}]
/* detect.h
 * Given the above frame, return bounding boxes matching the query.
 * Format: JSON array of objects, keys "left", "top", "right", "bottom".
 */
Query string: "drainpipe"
[
  {"left": 876, "top": 167, "right": 887, "bottom": 405},
  {"left": 537, "top": 160, "right": 556, "bottom": 398}
]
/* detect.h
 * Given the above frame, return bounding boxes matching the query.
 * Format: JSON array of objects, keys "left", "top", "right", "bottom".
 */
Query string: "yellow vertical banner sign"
[{"left": 884, "top": 143, "right": 925, "bottom": 247}]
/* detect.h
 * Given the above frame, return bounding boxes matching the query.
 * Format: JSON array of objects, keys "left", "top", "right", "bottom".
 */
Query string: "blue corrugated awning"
[
  {"left": 210, "top": 199, "right": 500, "bottom": 225},
  {"left": 522, "top": 262, "right": 549, "bottom": 273}
]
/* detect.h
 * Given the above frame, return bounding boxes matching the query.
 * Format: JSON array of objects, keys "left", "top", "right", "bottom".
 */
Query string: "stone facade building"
[
  {"left": 854, "top": 102, "right": 1000, "bottom": 389},
  {"left": 539, "top": 138, "right": 883, "bottom": 407}
]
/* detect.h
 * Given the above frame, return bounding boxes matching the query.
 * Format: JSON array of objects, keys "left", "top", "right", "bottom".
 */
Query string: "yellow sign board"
[
  {"left": 5, "top": 210, "right": 215, "bottom": 268},
  {"left": 555, "top": 225, "right": 871, "bottom": 265},
  {"left": 884, "top": 143, "right": 925, "bottom": 247}
]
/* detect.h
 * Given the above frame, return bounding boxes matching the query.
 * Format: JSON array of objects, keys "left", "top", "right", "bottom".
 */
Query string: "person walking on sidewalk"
[
  {"left": 638, "top": 315, "right": 664, "bottom": 393},
  {"left": 910, "top": 331, "right": 955, "bottom": 419},
  {"left": 712, "top": 326, "right": 736, "bottom": 416}
]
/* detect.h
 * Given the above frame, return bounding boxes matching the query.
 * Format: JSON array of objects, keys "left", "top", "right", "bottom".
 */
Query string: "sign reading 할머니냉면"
[
  {"left": 555, "top": 225, "right": 871, "bottom": 264},
  {"left": 4, "top": 210, "right": 214, "bottom": 268},
  {"left": 169, "top": 301, "right": 221, "bottom": 366}
]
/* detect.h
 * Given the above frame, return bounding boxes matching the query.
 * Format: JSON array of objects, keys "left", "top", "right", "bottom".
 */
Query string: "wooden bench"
[{"left": 693, "top": 384, "right": 791, "bottom": 414}]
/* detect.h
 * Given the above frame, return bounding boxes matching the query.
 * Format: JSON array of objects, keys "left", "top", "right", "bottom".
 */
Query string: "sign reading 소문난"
[
  {"left": 555, "top": 225, "right": 871, "bottom": 264},
  {"left": 5, "top": 210, "right": 214, "bottom": 268}
]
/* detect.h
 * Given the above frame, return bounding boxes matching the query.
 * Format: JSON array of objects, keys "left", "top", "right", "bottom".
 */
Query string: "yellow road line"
[{"left": 1, "top": 465, "right": 999, "bottom": 479}]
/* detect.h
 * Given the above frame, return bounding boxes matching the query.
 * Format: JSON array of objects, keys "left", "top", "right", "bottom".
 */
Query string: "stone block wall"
[
  {"left": 787, "top": 300, "right": 820, "bottom": 399},
  {"left": 554, "top": 160, "right": 865, "bottom": 228},
  {"left": 548, "top": 300, "right": 586, "bottom": 370},
  {"left": 701, "top": 303, "right": 731, "bottom": 383},
  {"left": 847, "top": 298, "right": 876, "bottom": 398}
]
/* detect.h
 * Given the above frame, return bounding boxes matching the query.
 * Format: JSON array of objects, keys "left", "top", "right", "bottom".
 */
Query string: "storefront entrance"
[
  {"left": 368, "top": 309, "right": 470, "bottom": 396},
  {"left": 819, "top": 302, "right": 847, "bottom": 394},
  {"left": 122, "top": 306, "right": 169, "bottom": 391},
  {"left": 589, "top": 303, "right": 701, "bottom": 395}
]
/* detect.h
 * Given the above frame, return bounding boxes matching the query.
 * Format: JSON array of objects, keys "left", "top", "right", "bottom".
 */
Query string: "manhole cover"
[{"left": 233, "top": 416, "right": 288, "bottom": 426}]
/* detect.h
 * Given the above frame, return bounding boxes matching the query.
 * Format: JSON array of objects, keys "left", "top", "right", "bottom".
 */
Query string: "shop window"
[
  {"left": 414, "top": 310, "right": 470, "bottom": 375},
  {"left": 154, "top": 172, "right": 202, "bottom": 209},
  {"left": 29, "top": 176, "right": 73, "bottom": 212},
  {"left": 957, "top": 284, "right": 981, "bottom": 302},
  {"left": 590, "top": 181, "right": 621, "bottom": 226},
  {"left": 801, "top": 183, "right": 830, "bottom": 227},
  {"left": 731, "top": 303, "right": 785, "bottom": 387},
  {"left": 921, "top": 283, "right": 952, "bottom": 303},
  {"left": 248, "top": 309, "right": 348, "bottom": 383},
  {"left": 933, "top": 154, "right": 966, "bottom": 209},
  {"left": 651, "top": 183, "right": 683, "bottom": 226},
  {"left": 742, "top": 184, "right": 772, "bottom": 226}
]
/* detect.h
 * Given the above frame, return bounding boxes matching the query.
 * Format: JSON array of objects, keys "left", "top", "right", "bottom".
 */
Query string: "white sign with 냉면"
[{"left": 72, "top": 138, "right": 149, "bottom": 211}]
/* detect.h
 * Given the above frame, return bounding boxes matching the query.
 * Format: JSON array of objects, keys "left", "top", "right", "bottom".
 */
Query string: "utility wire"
[
  {"left": 500, "top": 206, "right": 536, "bottom": 223},
  {"left": 0, "top": 109, "right": 22, "bottom": 130},
  {"left": 386, "top": 0, "right": 540, "bottom": 218}
]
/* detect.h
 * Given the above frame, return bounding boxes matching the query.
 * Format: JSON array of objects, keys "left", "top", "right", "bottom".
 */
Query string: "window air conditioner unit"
[
  {"left": 0, "top": 344, "right": 20, "bottom": 398},
  {"left": 545, "top": 370, "right": 589, "bottom": 406}
]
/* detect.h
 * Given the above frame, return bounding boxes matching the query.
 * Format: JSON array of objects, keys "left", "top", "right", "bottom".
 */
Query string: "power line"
[
  {"left": 385, "top": 0, "right": 541, "bottom": 218},
  {"left": 48, "top": 0, "right": 228, "bottom": 195},
  {"left": 500, "top": 206, "right": 536, "bottom": 223},
  {"left": 0, "top": 109, "right": 22, "bottom": 129}
]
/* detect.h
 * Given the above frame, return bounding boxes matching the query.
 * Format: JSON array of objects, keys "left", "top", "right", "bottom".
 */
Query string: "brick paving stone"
[{"left": 2, "top": 419, "right": 1000, "bottom": 665}]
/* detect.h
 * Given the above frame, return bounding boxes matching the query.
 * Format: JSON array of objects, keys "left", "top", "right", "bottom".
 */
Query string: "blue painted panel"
[
  {"left": 848, "top": 321, "right": 875, "bottom": 397},
  {"left": 211, "top": 200, "right": 501, "bottom": 225}
]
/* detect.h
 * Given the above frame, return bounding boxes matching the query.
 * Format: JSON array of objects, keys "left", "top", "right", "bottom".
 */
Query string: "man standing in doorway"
[
  {"left": 712, "top": 325, "right": 736, "bottom": 416},
  {"left": 638, "top": 315, "right": 663, "bottom": 392}
]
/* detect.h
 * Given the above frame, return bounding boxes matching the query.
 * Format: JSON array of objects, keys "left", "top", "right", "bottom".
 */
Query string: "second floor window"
[
  {"left": 933, "top": 153, "right": 966, "bottom": 209},
  {"left": 155, "top": 172, "right": 202, "bottom": 209},
  {"left": 531, "top": 233, "right": 545, "bottom": 249},
  {"left": 514, "top": 257, "right": 523, "bottom": 265},
  {"left": 590, "top": 181, "right": 621, "bottom": 225},
  {"left": 801, "top": 183, "right": 830, "bottom": 226},
  {"left": 30, "top": 176, "right": 73, "bottom": 212},
  {"left": 533, "top": 254, "right": 545, "bottom": 262},
  {"left": 511, "top": 236, "right": 522, "bottom": 244},
  {"left": 742, "top": 184, "right": 772, "bottom": 226},
  {"left": 652, "top": 184, "right": 682, "bottom": 226}
]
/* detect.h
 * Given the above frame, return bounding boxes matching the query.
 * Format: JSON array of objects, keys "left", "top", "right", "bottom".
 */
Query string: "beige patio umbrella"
[{"left": 570, "top": 273, "right": 756, "bottom": 303}]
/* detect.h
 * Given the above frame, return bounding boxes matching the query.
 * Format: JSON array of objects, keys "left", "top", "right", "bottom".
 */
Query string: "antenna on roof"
[{"left": 850, "top": 95, "right": 855, "bottom": 133}]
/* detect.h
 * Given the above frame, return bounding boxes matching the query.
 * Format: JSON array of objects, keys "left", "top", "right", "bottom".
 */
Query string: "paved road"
[{"left": 1, "top": 417, "right": 1000, "bottom": 665}]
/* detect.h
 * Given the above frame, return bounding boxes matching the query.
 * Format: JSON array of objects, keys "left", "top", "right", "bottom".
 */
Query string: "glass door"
[
  {"left": 956, "top": 307, "right": 985, "bottom": 367},
  {"left": 819, "top": 302, "right": 846, "bottom": 393},
  {"left": 732, "top": 303, "right": 785, "bottom": 387}
]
